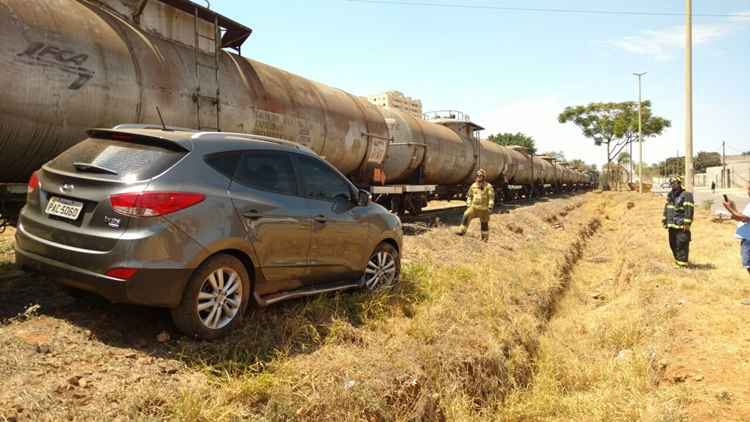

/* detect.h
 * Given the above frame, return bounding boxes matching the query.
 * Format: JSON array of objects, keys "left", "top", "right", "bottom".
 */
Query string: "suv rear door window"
[
  {"left": 47, "top": 138, "right": 186, "bottom": 181},
  {"left": 234, "top": 151, "right": 298, "bottom": 196},
  {"left": 294, "top": 154, "right": 352, "bottom": 202},
  {"left": 205, "top": 151, "right": 241, "bottom": 180}
]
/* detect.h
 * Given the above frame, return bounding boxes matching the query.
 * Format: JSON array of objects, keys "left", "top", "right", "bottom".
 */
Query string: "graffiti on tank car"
[
  {"left": 253, "top": 109, "right": 284, "bottom": 139},
  {"left": 16, "top": 42, "right": 95, "bottom": 90},
  {"left": 296, "top": 127, "right": 312, "bottom": 147},
  {"left": 253, "top": 110, "right": 317, "bottom": 147}
]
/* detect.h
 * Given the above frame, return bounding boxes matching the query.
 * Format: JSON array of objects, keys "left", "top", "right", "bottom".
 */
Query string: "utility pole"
[
  {"left": 684, "top": 0, "right": 695, "bottom": 191},
  {"left": 722, "top": 140, "right": 726, "bottom": 188},
  {"left": 634, "top": 72, "right": 647, "bottom": 193}
]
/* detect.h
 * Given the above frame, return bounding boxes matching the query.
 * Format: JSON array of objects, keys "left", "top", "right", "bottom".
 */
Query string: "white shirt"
[{"left": 737, "top": 202, "right": 750, "bottom": 240}]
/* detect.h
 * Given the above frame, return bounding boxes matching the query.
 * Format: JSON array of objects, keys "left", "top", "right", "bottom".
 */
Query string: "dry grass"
[
  {"left": 8, "top": 192, "right": 744, "bottom": 421},
  {"left": 138, "top": 196, "right": 604, "bottom": 421},
  {"left": 496, "top": 193, "right": 750, "bottom": 422}
]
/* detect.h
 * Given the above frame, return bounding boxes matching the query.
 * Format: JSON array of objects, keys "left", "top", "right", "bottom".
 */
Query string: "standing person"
[
  {"left": 711, "top": 181, "right": 716, "bottom": 193},
  {"left": 456, "top": 169, "right": 495, "bottom": 241},
  {"left": 662, "top": 176, "right": 695, "bottom": 268},
  {"left": 722, "top": 182, "right": 750, "bottom": 276}
]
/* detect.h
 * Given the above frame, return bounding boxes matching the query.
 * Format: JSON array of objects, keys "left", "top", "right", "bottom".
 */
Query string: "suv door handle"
[
  {"left": 244, "top": 209, "right": 262, "bottom": 219},
  {"left": 313, "top": 214, "right": 327, "bottom": 223}
]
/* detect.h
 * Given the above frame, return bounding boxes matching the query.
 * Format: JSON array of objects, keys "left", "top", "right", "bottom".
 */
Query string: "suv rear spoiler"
[{"left": 87, "top": 129, "right": 191, "bottom": 153}]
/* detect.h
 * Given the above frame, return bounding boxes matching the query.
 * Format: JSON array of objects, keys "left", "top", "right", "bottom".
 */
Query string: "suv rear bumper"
[{"left": 15, "top": 246, "right": 192, "bottom": 307}]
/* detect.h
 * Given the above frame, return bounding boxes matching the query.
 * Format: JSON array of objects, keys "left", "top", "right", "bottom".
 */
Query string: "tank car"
[{"left": 0, "top": 0, "right": 589, "bottom": 225}]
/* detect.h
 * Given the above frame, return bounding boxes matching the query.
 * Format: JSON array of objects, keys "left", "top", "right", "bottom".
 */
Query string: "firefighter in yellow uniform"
[
  {"left": 456, "top": 169, "right": 495, "bottom": 241},
  {"left": 662, "top": 176, "right": 694, "bottom": 268}
]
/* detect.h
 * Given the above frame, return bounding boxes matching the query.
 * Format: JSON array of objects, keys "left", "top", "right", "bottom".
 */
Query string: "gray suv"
[{"left": 15, "top": 126, "right": 402, "bottom": 339}]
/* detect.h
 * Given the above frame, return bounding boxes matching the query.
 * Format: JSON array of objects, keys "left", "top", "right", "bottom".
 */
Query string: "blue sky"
[{"left": 209, "top": 0, "right": 749, "bottom": 167}]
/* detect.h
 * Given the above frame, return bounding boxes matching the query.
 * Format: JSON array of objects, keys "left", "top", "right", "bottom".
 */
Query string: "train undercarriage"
[{"left": 371, "top": 181, "right": 593, "bottom": 217}]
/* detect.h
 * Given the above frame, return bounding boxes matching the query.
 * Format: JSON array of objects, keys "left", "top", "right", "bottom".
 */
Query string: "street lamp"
[{"left": 633, "top": 72, "right": 647, "bottom": 193}]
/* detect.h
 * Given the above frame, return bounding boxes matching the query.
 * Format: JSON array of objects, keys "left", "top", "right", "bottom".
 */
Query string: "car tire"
[
  {"left": 171, "top": 254, "right": 251, "bottom": 340},
  {"left": 362, "top": 242, "right": 400, "bottom": 290}
]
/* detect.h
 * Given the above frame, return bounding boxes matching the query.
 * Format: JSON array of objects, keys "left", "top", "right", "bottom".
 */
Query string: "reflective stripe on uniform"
[
  {"left": 675, "top": 260, "right": 689, "bottom": 267},
  {"left": 666, "top": 205, "right": 675, "bottom": 209},
  {"left": 667, "top": 224, "right": 686, "bottom": 229},
  {"left": 683, "top": 218, "right": 692, "bottom": 223},
  {"left": 683, "top": 202, "right": 695, "bottom": 207}
]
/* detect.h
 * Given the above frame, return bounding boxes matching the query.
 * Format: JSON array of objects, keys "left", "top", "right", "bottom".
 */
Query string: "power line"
[{"left": 345, "top": 0, "right": 740, "bottom": 18}]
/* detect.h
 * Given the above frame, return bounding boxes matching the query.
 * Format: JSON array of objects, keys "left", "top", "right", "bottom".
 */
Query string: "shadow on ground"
[{"left": 0, "top": 262, "right": 424, "bottom": 375}]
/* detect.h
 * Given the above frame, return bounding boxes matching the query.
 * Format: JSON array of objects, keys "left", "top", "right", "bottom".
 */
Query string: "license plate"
[{"left": 45, "top": 196, "right": 84, "bottom": 220}]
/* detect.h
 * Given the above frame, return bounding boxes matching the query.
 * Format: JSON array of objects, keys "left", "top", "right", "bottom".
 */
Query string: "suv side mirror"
[{"left": 357, "top": 189, "right": 370, "bottom": 207}]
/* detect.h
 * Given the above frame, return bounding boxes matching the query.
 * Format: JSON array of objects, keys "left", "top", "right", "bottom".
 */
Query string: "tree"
[
  {"left": 487, "top": 132, "right": 537, "bottom": 155},
  {"left": 568, "top": 158, "right": 587, "bottom": 170},
  {"left": 657, "top": 156, "right": 685, "bottom": 177},
  {"left": 617, "top": 152, "right": 632, "bottom": 183},
  {"left": 617, "top": 152, "right": 631, "bottom": 166},
  {"left": 544, "top": 151, "right": 566, "bottom": 163},
  {"left": 694, "top": 151, "right": 721, "bottom": 173},
  {"left": 558, "top": 101, "right": 671, "bottom": 189}
]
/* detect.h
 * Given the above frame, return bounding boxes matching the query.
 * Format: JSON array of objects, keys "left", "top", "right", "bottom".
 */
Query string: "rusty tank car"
[{"left": 0, "top": 0, "right": 590, "bottom": 224}]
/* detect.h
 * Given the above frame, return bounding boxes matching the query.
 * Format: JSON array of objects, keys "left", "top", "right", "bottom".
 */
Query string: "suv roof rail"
[
  {"left": 193, "top": 131, "right": 306, "bottom": 148},
  {"left": 113, "top": 123, "right": 199, "bottom": 132}
]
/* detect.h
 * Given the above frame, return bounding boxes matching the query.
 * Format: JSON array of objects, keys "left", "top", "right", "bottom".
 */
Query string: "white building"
[
  {"left": 367, "top": 91, "right": 423, "bottom": 118},
  {"left": 705, "top": 154, "right": 750, "bottom": 188}
]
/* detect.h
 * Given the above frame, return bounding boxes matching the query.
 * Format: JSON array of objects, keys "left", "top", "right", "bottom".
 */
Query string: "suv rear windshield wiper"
[{"left": 72, "top": 162, "right": 119, "bottom": 175}]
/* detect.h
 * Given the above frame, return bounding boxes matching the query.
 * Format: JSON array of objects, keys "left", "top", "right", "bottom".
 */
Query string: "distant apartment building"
[{"left": 367, "top": 91, "right": 423, "bottom": 118}]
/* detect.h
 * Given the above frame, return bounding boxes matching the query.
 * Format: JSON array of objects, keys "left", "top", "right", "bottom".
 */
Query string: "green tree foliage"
[
  {"left": 694, "top": 151, "right": 721, "bottom": 172},
  {"left": 558, "top": 101, "right": 671, "bottom": 188},
  {"left": 655, "top": 151, "right": 723, "bottom": 177},
  {"left": 566, "top": 159, "right": 599, "bottom": 181},
  {"left": 617, "top": 152, "right": 631, "bottom": 166},
  {"left": 487, "top": 132, "right": 537, "bottom": 155},
  {"left": 544, "top": 151, "right": 566, "bottom": 163},
  {"left": 568, "top": 158, "right": 587, "bottom": 170}
]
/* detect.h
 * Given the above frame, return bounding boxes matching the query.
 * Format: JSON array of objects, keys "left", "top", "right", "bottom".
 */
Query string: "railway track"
[{"left": 399, "top": 192, "right": 583, "bottom": 233}]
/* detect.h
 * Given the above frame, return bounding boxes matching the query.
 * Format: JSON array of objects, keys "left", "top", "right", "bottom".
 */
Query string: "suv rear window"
[
  {"left": 234, "top": 151, "right": 298, "bottom": 196},
  {"left": 48, "top": 138, "right": 186, "bottom": 181}
]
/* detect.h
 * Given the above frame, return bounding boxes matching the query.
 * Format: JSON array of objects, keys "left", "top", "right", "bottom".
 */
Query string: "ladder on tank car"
[{"left": 193, "top": 10, "right": 221, "bottom": 131}]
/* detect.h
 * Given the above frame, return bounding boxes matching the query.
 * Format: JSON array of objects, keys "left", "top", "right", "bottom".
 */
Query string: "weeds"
[{"left": 140, "top": 196, "right": 608, "bottom": 421}]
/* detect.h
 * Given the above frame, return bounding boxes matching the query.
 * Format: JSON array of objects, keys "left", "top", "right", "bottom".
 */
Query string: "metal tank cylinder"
[
  {"left": 477, "top": 141, "right": 511, "bottom": 184},
  {"left": 379, "top": 108, "right": 427, "bottom": 184},
  {"left": 0, "top": 0, "right": 140, "bottom": 182},
  {"left": 506, "top": 147, "right": 534, "bottom": 185},
  {"left": 0, "top": 0, "right": 528, "bottom": 190},
  {"left": 0, "top": 0, "right": 391, "bottom": 182}
]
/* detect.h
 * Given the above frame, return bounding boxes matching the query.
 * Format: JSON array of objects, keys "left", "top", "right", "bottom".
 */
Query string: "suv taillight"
[
  {"left": 28, "top": 171, "right": 40, "bottom": 194},
  {"left": 110, "top": 192, "right": 205, "bottom": 217}
]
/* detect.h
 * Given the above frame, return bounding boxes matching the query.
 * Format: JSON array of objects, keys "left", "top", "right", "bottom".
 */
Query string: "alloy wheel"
[
  {"left": 363, "top": 250, "right": 398, "bottom": 290},
  {"left": 196, "top": 267, "right": 243, "bottom": 330}
]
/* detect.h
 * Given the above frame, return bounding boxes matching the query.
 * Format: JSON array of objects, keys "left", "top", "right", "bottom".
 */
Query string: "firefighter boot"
[{"left": 456, "top": 213, "right": 470, "bottom": 236}]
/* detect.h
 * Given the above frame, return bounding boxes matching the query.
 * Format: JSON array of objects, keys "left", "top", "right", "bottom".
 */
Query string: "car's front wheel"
[
  {"left": 362, "top": 242, "right": 400, "bottom": 290},
  {"left": 171, "top": 254, "right": 251, "bottom": 340}
]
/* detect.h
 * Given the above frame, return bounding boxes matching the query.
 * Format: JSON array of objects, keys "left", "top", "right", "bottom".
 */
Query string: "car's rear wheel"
[
  {"left": 171, "top": 254, "right": 251, "bottom": 340},
  {"left": 363, "top": 242, "right": 400, "bottom": 290}
]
